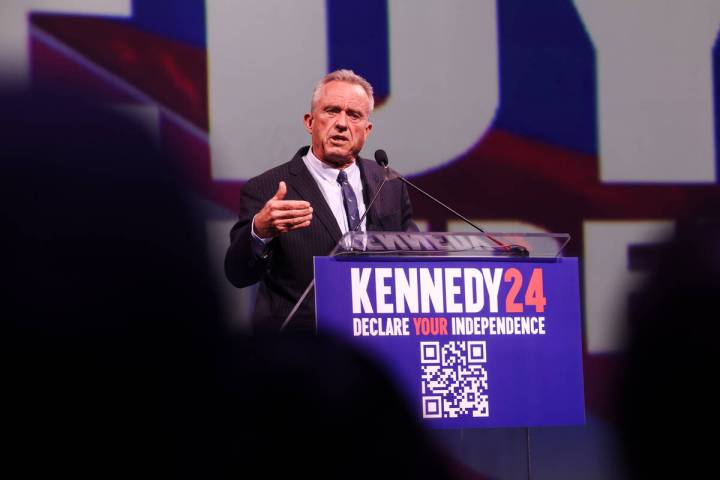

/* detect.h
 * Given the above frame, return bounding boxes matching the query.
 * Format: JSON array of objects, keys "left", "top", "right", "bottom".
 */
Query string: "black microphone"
[
  {"left": 375, "top": 149, "right": 389, "bottom": 167},
  {"left": 374, "top": 149, "right": 529, "bottom": 256}
]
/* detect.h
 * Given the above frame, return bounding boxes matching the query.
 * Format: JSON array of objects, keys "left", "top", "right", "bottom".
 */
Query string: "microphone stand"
[{"left": 279, "top": 176, "right": 389, "bottom": 332}]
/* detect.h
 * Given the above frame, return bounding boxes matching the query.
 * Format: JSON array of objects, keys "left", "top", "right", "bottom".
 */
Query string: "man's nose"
[{"left": 334, "top": 111, "right": 348, "bottom": 130}]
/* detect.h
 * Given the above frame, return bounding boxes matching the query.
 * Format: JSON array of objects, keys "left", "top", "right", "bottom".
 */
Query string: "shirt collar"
[{"left": 305, "top": 147, "right": 360, "bottom": 184}]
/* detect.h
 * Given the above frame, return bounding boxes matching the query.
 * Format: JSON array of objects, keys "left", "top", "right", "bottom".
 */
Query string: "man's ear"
[
  {"left": 303, "top": 113, "right": 313, "bottom": 134},
  {"left": 365, "top": 121, "right": 373, "bottom": 135}
]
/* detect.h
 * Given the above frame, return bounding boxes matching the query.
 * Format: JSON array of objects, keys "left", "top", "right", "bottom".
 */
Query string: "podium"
[{"left": 314, "top": 231, "right": 585, "bottom": 429}]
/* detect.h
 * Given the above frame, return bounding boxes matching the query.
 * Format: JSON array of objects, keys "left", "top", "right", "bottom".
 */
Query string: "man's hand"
[{"left": 253, "top": 181, "right": 313, "bottom": 238}]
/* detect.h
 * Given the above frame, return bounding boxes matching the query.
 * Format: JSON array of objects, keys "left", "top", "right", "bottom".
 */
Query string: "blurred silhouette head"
[
  {"left": 0, "top": 88, "right": 456, "bottom": 479},
  {"left": 0, "top": 88, "right": 223, "bottom": 478},
  {"left": 220, "top": 332, "right": 454, "bottom": 479}
]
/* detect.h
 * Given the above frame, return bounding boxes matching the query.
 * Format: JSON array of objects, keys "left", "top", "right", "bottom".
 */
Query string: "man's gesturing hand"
[{"left": 253, "top": 181, "right": 313, "bottom": 238}]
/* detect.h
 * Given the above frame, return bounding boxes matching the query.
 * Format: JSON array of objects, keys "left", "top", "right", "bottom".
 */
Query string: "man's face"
[{"left": 303, "top": 81, "right": 373, "bottom": 167}]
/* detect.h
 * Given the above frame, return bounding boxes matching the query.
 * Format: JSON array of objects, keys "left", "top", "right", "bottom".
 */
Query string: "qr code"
[{"left": 420, "top": 341, "right": 489, "bottom": 419}]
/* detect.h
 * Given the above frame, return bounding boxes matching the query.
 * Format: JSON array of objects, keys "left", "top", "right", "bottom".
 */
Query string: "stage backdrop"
[{"left": 3, "top": 1, "right": 719, "bottom": 479}]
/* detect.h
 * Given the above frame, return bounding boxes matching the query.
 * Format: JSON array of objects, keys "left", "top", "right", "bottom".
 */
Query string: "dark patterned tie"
[{"left": 337, "top": 170, "right": 361, "bottom": 232}]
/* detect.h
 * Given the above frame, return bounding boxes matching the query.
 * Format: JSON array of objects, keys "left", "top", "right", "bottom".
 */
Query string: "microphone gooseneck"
[
  {"left": 374, "top": 149, "right": 529, "bottom": 256},
  {"left": 354, "top": 169, "right": 388, "bottom": 232}
]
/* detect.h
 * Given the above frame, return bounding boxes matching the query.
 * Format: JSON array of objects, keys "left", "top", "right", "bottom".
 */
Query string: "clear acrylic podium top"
[{"left": 330, "top": 231, "right": 570, "bottom": 258}]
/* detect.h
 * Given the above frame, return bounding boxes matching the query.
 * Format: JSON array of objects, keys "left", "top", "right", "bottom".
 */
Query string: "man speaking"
[{"left": 225, "top": 69, "right": 417, "bottom": 333}]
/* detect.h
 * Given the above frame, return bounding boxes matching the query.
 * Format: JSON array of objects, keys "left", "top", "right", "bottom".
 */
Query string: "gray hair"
[{"left": 310, "top": 69, "right": 375, "bottom": 113}]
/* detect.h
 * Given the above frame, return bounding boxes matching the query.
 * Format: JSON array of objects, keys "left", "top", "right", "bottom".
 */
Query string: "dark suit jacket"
[{"left": 225, "top": 146, "right": 418, "bottom": 333}]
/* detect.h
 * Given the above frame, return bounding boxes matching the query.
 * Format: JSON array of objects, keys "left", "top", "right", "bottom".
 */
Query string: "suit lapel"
[{"left": 288, "top": 149, "right": 343, "bottom": 244}]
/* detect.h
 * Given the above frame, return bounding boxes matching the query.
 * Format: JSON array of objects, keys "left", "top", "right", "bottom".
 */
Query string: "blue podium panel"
[{"left": 314, "top": 256, "right": 585, "bottom": 429}]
